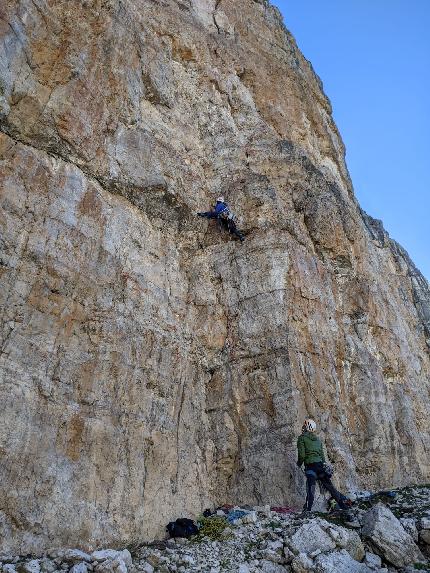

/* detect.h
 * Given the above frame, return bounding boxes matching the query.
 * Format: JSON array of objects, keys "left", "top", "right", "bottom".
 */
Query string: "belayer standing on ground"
[
  {"left": 297, "top": 418, "right": 349, "bottom": 513},
  {"left": 197, "top": 196, "right": 245, "bottom": 242}
]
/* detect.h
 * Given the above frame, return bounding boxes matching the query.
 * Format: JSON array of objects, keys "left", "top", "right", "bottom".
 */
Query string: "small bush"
[{"left": 192, "top": 516, "right": 230, "bottom": 542}]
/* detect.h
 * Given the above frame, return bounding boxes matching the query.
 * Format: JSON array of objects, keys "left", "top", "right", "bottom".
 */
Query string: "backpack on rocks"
[{"left": 166, "top": 518, "right": 198, "bottom": 538}]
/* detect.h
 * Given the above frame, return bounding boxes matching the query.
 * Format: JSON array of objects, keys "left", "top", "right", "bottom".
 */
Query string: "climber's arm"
[{"left": 197, "top": 211, "right": 217, "bottom": 218}]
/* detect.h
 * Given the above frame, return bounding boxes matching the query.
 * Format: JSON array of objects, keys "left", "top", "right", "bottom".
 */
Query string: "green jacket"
[{"left": 297, "top": 431, "right": 325, "bottom": 466}]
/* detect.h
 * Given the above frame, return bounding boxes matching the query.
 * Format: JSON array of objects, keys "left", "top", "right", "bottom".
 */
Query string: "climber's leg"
[
  {"left": 228, "top": 220, "right": 245, "bottom": 241},
  {"left": 305, "top": 470, "right": 317, "bottom": 511},
  {"left": 319, "top": 474, "right": 348, "bottom": 509}
]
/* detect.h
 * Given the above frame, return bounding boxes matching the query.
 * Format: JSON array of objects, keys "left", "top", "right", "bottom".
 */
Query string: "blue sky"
[{"left": 272, "top": 1, "right": 430, "bottom": 280}]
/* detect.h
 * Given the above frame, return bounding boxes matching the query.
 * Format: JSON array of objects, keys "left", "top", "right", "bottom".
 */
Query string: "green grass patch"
[{"left": 192, "top": 516, "right": 231, "bottom": 542}]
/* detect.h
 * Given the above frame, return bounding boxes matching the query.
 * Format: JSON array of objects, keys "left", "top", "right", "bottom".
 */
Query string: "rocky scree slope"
[
  {"left": 1, "top": 0, "right": 430, "bottom": 555},
  {"left": 2, "top": 486, "right": 430, "bottom": 573},
  {"left": 129, "top": 486, "right": 430, "bottom": 572}
]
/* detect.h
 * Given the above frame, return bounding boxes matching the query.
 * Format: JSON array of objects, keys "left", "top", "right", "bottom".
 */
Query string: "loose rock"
[
  {"left": 314, "top": 550, "right": 373, "bottom": 573},
  {"left": 363, "top": 552, "right": 382, "bottom": 570},
  {"left": 291, "top": 553, "right": 314, "bottom": 573},
  {"left": 399, "top": 518, "right": 419, "bottom": 542},
  {"left": 38, "top": 560, "right": 57, "bottom": 573},
  {"left": 17, "top": 562, "right": 40, "bottom": 573},
  {"left": 361, "top": 504, "right": 423, "bottom": 567},
  {"left": 92, "top": 552, "right": 131, "bottom": 568},
  {"left": 420, "top": 529, "right": 430, "bottom": 545},
  {"left": 70, "top": 564, "right": 89, "bottom": 573},
  {"left": 288, "top": 521, "right": 336, "bottom": 555},
  {"left": 61, "top": 552, "right": 92, "bottom": 564}
]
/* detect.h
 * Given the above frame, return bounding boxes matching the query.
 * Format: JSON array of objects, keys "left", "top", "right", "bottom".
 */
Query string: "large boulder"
[
  {"left": 288, "top": 520, "right": 335, "bottom": 556},
  {"left": 288, "top": 519, "right": 364, "bottom": 561},
  {"left": 314, "top": 550, "right": 374, "bottom": 573},
  {"left": 361, "top": 503, "right": 423, "bottom": 567}
]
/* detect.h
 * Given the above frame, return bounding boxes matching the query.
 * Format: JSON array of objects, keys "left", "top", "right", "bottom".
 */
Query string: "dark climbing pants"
[
  {"left": 219, "top": 218, "right": 244, "bottom": 241},
  {"left": 304, "top": 462, "right": 346, "bottom": 511}
]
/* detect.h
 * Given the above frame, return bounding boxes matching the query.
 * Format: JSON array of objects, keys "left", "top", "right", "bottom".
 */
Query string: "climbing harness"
[{"left": 218, "top": 204, "right": 238, "bottom": 224}]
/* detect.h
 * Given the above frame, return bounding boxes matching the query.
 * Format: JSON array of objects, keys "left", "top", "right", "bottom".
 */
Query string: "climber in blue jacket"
[{"left": 197, "top": 196, "right": 245, "bottom": 242}]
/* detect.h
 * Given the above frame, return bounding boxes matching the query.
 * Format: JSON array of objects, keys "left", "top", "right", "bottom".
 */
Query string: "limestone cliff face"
[{"left": 0, "top": 0, "right": 429, "bottom": 555}]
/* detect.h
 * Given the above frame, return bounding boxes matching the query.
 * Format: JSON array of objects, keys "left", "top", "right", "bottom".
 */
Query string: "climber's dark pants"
[
  {"left": 304, "top": 462, "right": 346, "bottom": 511},
  {"left": 219, "top": 218, "right": 244, "bottom": 241}
]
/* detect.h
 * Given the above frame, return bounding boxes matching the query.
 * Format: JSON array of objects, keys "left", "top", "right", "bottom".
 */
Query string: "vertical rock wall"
[{"left": 0, "top": 0, "right": 429, "bottom": 554}]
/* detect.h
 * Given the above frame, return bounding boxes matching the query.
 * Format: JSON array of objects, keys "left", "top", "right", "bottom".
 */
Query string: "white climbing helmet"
[
  {"left": 216, "top": 196, "right": 225, "bottom": 203},
  {"left": 303, "top": 418, "right": 316, "bottom": 432}
]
